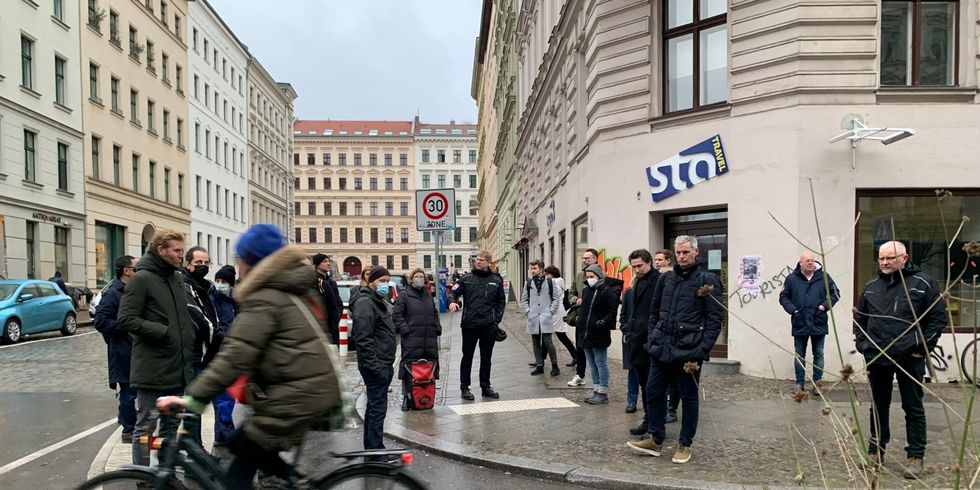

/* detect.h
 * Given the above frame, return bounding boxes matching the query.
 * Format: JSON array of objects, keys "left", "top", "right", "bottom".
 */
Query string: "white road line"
[
  {"left": 0, "top": 329, "right": 97, "bottom": 349},
  {"left": 0, "top": 418, "right": 116, "bottom": 476}
]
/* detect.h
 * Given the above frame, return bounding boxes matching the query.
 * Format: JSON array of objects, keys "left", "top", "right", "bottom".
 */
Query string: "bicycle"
[{"left": 76, "top": 409, "right": 428, "bottom": 489}]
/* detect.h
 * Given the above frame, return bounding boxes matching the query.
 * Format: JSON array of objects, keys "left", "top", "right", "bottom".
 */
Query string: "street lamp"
[{"left": 829, "top": 114, "right": 915, "bottom": 169}]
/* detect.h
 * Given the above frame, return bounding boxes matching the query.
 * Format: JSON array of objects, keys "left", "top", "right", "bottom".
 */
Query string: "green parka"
[
  {"left": 118, "top": 250, "right": 197, "bottom": 391},
  {"left": 185, "top": 246, "right": 342, "bottom": 451}
]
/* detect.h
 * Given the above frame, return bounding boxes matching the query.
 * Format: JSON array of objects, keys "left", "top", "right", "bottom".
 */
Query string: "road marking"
[
  {"left": 448, "top": 397, "right": 579, "bottom": 415},
  {"left": 0, "top": 329, "right": 97, "bottom": 349},
  {"left": 0, "top": 418, "right": 116, "bottom": 476}
]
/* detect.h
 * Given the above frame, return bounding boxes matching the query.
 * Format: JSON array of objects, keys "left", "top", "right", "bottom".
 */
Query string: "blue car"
[{"left": 0, "top": 280, "right": 77, "bottom": 344}]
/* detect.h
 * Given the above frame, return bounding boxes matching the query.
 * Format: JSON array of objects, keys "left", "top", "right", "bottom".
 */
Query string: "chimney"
[{"left": 450, "top": 119, "right": 455, "bottom": 125}]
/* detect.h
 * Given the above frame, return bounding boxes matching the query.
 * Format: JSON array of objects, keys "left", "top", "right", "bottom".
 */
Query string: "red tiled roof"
[{"left": 293, "top": 120, "right": 413, "bottom": 136}]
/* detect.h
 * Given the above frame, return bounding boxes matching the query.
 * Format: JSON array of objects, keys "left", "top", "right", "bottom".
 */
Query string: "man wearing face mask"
[
  {"left": 179, "top": 246, "right": 220, "bottom": 445},
  {"left": 349, "top": 266, "right": 397, "bottom": 450},
  {"left": 209, "top": 264, "right": 241, "bottom": 445}
]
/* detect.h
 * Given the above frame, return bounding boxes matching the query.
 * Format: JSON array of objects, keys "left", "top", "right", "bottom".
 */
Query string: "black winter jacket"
[
  {"left": 778, "top": 263, "right": 840, "bottom": 337},
  {"left": 576, "top": 278, "right": 622, "bottom": 349},
  {"left": 316, "top": 272, "right": 342, "bottom": 343},
  {"left": 854, "top": 263, "right": 946, "bottom": 365},
  {"left": 449, "top": 268, "right": 506, "bottom": 329},
  {"left": 349, "top": 286, "right": 398, "bottom": 374},
  {"left": 93, "top": 278, "right": 131, "bottom": 387},
  {"left": 393, "top": 285, "right": 442, "bottom": 380},
  {"left": 180, "top": 271, "right": 221, "bottom": 368},
  {"left": 646, "top": 263, "right": 723, "bottom": 363},
  {"left": 619, "top": 270, "right": 660, "bottom": 368}
]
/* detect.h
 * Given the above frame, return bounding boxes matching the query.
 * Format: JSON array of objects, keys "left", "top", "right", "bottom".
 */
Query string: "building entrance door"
[{"left": 664, "top": 210, "right": 728, "bottom": 358}]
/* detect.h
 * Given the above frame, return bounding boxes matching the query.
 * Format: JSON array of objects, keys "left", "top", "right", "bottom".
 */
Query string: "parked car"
[
  {"left": 0, "top": 280, "right": 78, "bottom": 344},
  {"left": 335, "top": 279, "right": 360, "bottom": 310}
]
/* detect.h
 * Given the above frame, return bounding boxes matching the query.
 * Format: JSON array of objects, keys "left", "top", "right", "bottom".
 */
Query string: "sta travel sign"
[{"left": 645, "top": 134, "right": 729, "bottom": 202}]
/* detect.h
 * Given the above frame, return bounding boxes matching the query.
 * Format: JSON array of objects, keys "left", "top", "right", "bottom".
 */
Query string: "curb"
[{"left": 87, "top": 425, "right": 122, "bottom": 479}]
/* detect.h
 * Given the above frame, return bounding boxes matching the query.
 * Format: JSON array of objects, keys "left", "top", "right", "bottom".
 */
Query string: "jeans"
[
  {"left": 460, "top": 325, "right": 498, "bottom": 390},
  {"left": 794, "top": 335, "right": 826, "bottom": 385},
  {"left": 532, "top": 333, "right": 558, "bottom": 367},
  {"left": 225, "top": 429, "right": 293, "bottom": 489},
  {"left": 360, "top": 365, "right": 394, "bottom": 450},
  {"left": 117, "top": 383, "right": 138, "bottom": 434},
  {"left": 867, "top": 357, "right": 927, "bottom": 458},
  {"left": 132, "top": 388, "right": 184, "bottom": 465},
  {"left": 626, "top": 369, "right": 639, "bottom": 406},
  {"left": 584, "top": 348, "right": 609, "bottom": 392},
  {"left": 647, "top": 360, "right": 702, "bottom": 447}
]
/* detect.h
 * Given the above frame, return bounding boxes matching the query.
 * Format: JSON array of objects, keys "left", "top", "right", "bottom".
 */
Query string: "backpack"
[{"left": 525, "top": 277, "right": 555, "bottom": 304}]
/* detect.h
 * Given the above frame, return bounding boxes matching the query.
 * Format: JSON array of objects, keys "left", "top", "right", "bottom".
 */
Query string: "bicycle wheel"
[
  {"left": 961, "top": 339, "right": 980, "bottom": 386},
  {"left": 75, "top": 469, "right": 184, "bottom": 489},
  {"left": 313, "top": 464, "right": 427, "bottom": 490}
]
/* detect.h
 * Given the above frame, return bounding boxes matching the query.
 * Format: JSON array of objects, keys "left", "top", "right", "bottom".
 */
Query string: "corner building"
[
  {"left": 513, "top": 0, "right": 980, "bottom": 380},
  {"left": 292, "top": 121, "right": 417, "bottom": 277}
]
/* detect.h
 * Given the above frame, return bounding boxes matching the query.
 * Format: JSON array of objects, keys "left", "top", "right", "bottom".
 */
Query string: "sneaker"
[
  {"left": 903, "top": 457, "right": 924, "bottom": 479},
  {"left": 567, "top": 375, "right": 586, "bottom": 386},
  {"left": 625, "top": 404, "right": 637, "bottom": 414},
  {"left": 481, "top": 387, "right": 500, "bottom": 399},
  {"left": 461, "top": 389, "right": 475, "bottom": 401},
  {"left": 666, "top": 411, "right": 678, "bottom": 424},
  {"left": 629, "top": 423, "right": 647, "bottom": 436},
  {"left": 672, "top": 445, "right": 692, "bottom": 464},
  {"left": 530, "top": 366, "right": 545, "bottom": 376},
  {"left": 121, "top": 432, "right": 134, "bottom": 444},
  {"left": 626, "top": 438, "right": 662, "bottom": 456},
  {"left": 550, "top": 366, "right": 561, "bottom": 376},
  {"left": 585, "top": 393, "right": 609, "bottom": 405},
  {"left": 810, "top": 380, "right": 825, "bottom": 396},
  {"left": 793, "top": 383, "right": 804, "bottom": 394},
  {"left": 583, "top": 391, "right": 598, "bottom": 403}
]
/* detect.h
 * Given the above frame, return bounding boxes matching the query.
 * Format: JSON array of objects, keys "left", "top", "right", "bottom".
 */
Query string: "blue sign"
[{"left": 645, "top": 135, "right": 729, "bottom": 202}]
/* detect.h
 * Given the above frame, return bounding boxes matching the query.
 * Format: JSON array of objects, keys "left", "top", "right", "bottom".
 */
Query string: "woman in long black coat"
[{"left": 393, "top": 268, "right": 442, "bottom": 410}]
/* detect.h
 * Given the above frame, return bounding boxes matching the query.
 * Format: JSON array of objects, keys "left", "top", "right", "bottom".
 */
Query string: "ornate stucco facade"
[{"left": 246, "top": 60, "right": 295, "bottom": 235}]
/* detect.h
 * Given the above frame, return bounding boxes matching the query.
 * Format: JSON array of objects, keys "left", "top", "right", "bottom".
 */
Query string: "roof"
[
  {"left": 415, "top": 121, "right": 478, "bottom": 136},
  {"left": 293, "top": 120, "right": 414, "bottom": 138}
]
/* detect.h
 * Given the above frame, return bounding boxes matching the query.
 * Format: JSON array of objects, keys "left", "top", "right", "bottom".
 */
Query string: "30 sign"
[{"left": 416, "top": 189, "right": 456, "bottom": 231}]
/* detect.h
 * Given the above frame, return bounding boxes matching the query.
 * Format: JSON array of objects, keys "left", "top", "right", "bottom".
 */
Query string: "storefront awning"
[{"left": 512, "top": 237, "right": 529, "bottom": 250}]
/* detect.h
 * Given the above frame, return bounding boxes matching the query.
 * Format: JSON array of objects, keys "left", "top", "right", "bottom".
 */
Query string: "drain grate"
[{"left": 448, "top": 397, "right": 579, "bottom": 415}]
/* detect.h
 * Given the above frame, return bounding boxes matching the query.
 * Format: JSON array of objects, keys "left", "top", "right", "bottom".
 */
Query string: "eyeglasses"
[{"left": 877, "top": 256, "right": 901, "bottom": 262}]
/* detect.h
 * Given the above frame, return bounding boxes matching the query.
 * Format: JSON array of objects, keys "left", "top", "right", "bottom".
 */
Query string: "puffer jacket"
[
  {"left": 393, "top": 285, "right": 441, "bottom": 380},
  {"left": 448, "top": 268, "right": 506, "bottom": 328},
  {"left": 575, "top": 277, "right": 623, "bottom": 349},
  {"left": 185, "top": 246, "right": 342, "bottom": 452},
  {"left": 854, "top": 262, "right": 946, "bottom": 365},
  {"left": 118, "top": 250, "right": 197, "bottom": 391},
  {"left": 778, "top": 262, "right": 840, "bottom": 336},
  {"left": 645, "top": 263, "right": 723, "bottom": 363},
  {"left": 350, "top": 285, "right": 398, "bottom": 374}
]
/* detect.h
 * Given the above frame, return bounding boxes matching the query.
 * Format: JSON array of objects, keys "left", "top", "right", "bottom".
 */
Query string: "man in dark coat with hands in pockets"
[
  {"left": 779, "top": 251, "right": 840, "bottom": 395},
  {"left": 449, "top": 250, "right": 507, "bottom": 401}
]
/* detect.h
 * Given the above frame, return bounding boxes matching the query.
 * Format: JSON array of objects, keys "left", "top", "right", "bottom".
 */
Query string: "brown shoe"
[
  {"left": 672, "top": 445, "right": 692, "bottom": 464},
  {"left": 810, "top": 380, "right": 826, "bottom": 396},
  {"left": 903, "top": 457, "right": 924, "bottom": 479},
  {"left": 626, "top": 438, "right": 662, "bottom": 457}
]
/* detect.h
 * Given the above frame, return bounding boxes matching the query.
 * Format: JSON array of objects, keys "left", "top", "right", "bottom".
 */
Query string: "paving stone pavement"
[{"left": 371, "top": 303, "right": 977, "bottom": 489}]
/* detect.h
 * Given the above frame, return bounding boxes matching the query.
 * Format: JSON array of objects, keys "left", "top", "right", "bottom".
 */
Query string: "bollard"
[{"left": 339, "top": 310, "right": 349, "bottom": 357}]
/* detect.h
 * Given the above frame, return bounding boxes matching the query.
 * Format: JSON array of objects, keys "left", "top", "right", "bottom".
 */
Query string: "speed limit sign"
[{"left": 416, "top": 189, "right": 456, "bottom": 231}]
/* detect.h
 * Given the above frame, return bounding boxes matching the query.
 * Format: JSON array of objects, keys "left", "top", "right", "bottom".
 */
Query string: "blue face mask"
[{"left": 375, "top": 283, "right": 390, "bottom": 296}]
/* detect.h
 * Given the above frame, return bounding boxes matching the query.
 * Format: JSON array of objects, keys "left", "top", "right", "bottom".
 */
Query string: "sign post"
[{"left": 416, "top": 189, "right": 457, "bottom": 313}]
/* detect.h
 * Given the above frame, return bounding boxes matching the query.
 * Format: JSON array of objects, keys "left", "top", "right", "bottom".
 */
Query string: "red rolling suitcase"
[{"left": 409, "top": 360, "right": 436, "bottom": 410}]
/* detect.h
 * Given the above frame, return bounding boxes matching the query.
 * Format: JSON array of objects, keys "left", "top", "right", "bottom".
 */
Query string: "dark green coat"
[
  {"left": 118, "top": 250, "right": 197, "bottom": 391},
  {"left": 349, "top": 286, "right": 397, "bottom": 374},
  {"left": 186, "top": 246, "right": 342, "bottom": 451}
]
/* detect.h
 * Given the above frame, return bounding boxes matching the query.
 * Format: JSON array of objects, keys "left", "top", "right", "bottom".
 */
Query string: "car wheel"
[
  {"left": 2, "top": 318, "right": 21, "bottom": 344},
  {"left": 60, "top": 312, "right": 77, "bottom": 336}
]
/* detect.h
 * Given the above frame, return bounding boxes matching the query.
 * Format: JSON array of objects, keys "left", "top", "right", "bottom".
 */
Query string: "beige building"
[
  {"left": 513, "top": 0, "right": 980, "bottom": 380},
  {"left": 81, "top": 0, "right": 191, "bottom": 288},
  {"left": 247, "top": 59, "right": 295, "bottom": 235},
  {"left": 292, "top": 121, "right": 417, "bottom": 278}
]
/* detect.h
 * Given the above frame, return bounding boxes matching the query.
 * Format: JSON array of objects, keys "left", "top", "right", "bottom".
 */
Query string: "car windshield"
[{"left": 0, "top": 284, "right": 17, "bottom": 301}]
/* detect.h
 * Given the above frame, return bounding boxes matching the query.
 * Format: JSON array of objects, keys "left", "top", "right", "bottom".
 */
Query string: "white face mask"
[
  {"left": 586, "top": 278, "right": 598, "bottom": 287},
  {"left": 215, "top": 283, "right": 231, "bottom": 295}
]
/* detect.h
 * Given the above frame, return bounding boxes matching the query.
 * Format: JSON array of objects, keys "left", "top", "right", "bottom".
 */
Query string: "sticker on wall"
[
  {"left": 738, "top": 255, "right": 763, "bottom": 295},
  {"left": 645, "top": 134, "right": 730, "bottom": 202}
]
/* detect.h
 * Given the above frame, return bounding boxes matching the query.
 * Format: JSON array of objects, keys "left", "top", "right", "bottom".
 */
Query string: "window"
[
  {"left": 176, "top": 65, "right": 183, "bottom": 93},
  {"left": 423, "top": 231, "right": 431, "bottom": 243},
  {"left": 164, "top": 167, "right": 171, "bottom": 203},
  {"left": 204, "top": 83, "right": 210, "bottom": 105},
  {"left": 437, "top": 175, "right": 445, "bottom": 188},
  {"left": 453, "top": 174, "right": 462, "bottom": 188},
  {"left": 148, "top": 161, "right": 156, "bottom": 198},
  {"left": 370, "top": 228, "right": 378, "bottom": 244},
  {"left": 57, "top": 143, "right": 69, "bottom": 191},
  {"left": 370, "top": 153, "right": 378, "bottom": 166},
  {"left": 386, "top": 255, "right": 395, "bottom": 270},
  {"left": 385, "top": 202, "right": 393, "bottom": 216},
  {"left": 324, "top": 178, "right": 331, "bottom": 190},
  {"left": 294, "top": 227, "right": 301, "bottom": 243},
  {"left": 400, "top": 178, "right": 408, "bottom": 191},
  {"left": 664, "top": 0, "right": 728, "bottom": 112},
  {"left": 354, "top": 202, "right": 363, "bottom": 216},
  {"left": 339, "top": 178, "right": 347, "bottom": 190},
  {"left": 23, "top": 130, "right": 37, "bottom": 182},
  {"left": 384, "top": 154, "right": 391, "bottom": 166},
  {"left": 91, "top": 136, "right": 101, "bottom": 179},
  {"left": 110, "top": 77, "right": 120, "bottom": 111},
  {"left": 422, "top": 149, "right": 430, "bottom": 163},
  {"left": 325, "top": 227, "right": 333, "bottom": 243},
  {"left": 109, "top": 9, "right": 119, "bottom": 42},
  {"left": 385, "top": 228, "right": 393, "bottom": 244},
  {"left": 323, "top": 153, "right": 331, "bottom": 165},
  {"left": 339, "top": 202, "right": 347, "bottom": 215},
  {"left": 455, "top": 200, "right": 462, "bottom": 216},
  {"left": 340, "top": 228, "right": 348, "bottom": 243},
  {"left": 324, "top": 202, "right": 332, "bottom": 215},
  {"left": 204, "top": 39, "right": 209, "bottom": 60},
  {"left": 454, "top": 227, "right": 462, "bottom": 242},
  {"left": 469, "top": 149, "right": 477, "bottom": 163},
  {"left": 25, "top": 221, "right": 36, "bottom": 279},
  {"left": 308, "top": 178, "right": 315, "bottom": 190},
  {"left": 146, "top": 40, "right": 155, "bottom": 71},
  {"left": 112, "top": 145, "right": 121, "bottom": 185},
  {"left": 21, "top": 37, "right": 34, "bottom": 90},
  {"left": 162, "top": 110, "right": 170, "bottom": 140},
  {"left": 355, "top": 228, "right": 363, "bottom": 243},
  {"left": 309, "top": 227, "right": 317, "bottom": 243},
  {"left": 469, "top": 227, "right": 478, "bottom": 242},
  {"left": 129, "top": 25, "right": 139, "bottom": 57},
  {"left": 147, "top": 100, "right": 155, "bottom": 132},
  {"left": 421, "top": 175, "right": 430, "bottom": 188},
  {"left": 354, "top": 177, "right": 362, "bottom": 190},
  {"left": 176, "top": 118, "right": 184, "bottom": 147},
  {"left": 369, "top": 178, "right": 378, "bottom": 190},
  {"left": 469, "top": 174, "right": 477, "bottom": 189},
  {"left": 339, "top": 153, "right": 347, "bottom": 166},
  {"left": 294, "top": 202, "right": 300, "bottom": 215},
  {"left": 385, "top": 178, "right": 393, "bottom": 191},
  {"left": 308, "top": 202, "right": 316, "bottom": 215},
  {"left": 174, "top": 15, "right": 181, "bottom": 40},
  {"left": 881, "top": 0, "right": 957, "bottom": 86},
  {"left": 400, "top": 153, "right": 408, "bottom": 166},
  {"left": 400, "top": 202, "right": 408, "bottom": 216},
  {"left": 306, "top": 153, "right": 314, "bottom": 165},
  {"left": 293, "top": 178, "right": 300, "bottom": 190},
  {"left": 354, "top": 153, "right": 362, "bottom": 166},
  {"left": 293, "top": 153, "right": 299, "bottom": 166},
  {"left": 54, "top": 227, "right": 69, "bottom": 281},
  {"left": 193, "top": 28, "right": 198, "bottom": 51},
  {"left": 453, "top": 150, "right": 461, "bottom": 163},
  {"left": 371, "top": 255, "right": 379, "bottom": 266},
  {"left": 88, "top": 63, "right": 100, "bottom": 102},
  {"left": 130, "top": 89, "right": 139, "bottom": 122},
  {"left": 132, "top": 154, "right": 140, "bottom": 192},
  {"left": 54, "top": 57, "right": 68, "bottom": 105},
  {"left": 162, "top": 53, "right": 169, "bottom": 82},
  {"left": 204, "top": 129, "right": 210, "bottom": 157},
  {"left": 437, "top": 150, "right": 445, "bottom": 163},
  {"left": 424, "top": 255, "right": 432, "bottom": 268}
]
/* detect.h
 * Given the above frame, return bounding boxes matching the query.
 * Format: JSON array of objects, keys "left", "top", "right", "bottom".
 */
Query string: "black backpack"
[{"left": 525, "top": 277, "right": 555, "bottom": 303}]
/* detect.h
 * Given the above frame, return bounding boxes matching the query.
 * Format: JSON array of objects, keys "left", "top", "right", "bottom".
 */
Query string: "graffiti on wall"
[{"left": 728, "top": 264, "right": 794, "bottom": 309}]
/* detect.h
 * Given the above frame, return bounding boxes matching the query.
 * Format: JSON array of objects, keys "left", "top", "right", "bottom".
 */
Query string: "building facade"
[
  {"left": 292, "top": 120, "right": 417, "bottom": 278},
  {"left": 512, "top": 0, "right": 980, "bottom": 380},
  {"left": 247, "top": 59, "right": 294, "bottom": 235},
  {"left": 413, "top": 118, "right": 480, "bottom": 274},
  {"left": 187, "top": 0, "right": 249, "bottom": 270},
  {"left": 0, "top": 0, "right": 87, "bottom": 282},
  {"left": 81, "top": 0, "right": 191, "bottom": 288}
]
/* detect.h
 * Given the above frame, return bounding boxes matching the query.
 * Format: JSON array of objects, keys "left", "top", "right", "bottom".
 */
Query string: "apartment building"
[{"left": 247, "top": 59, "right": 295, "bottom": 235}]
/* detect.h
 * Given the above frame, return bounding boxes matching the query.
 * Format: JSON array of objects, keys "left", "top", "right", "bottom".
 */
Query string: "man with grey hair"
[
  {"left": 628, "top": 235, "right": 722, "bottom": 464},
  {"left": 854, "top": 240, "right": 946, "bottom": 479}
]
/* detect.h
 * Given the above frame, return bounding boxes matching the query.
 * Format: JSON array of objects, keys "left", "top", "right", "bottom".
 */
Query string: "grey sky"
[{"left": 208, "top": 0, "right": 482, "bottom": 124}]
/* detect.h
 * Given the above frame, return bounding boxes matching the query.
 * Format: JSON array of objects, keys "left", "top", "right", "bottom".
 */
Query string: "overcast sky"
[{"left": 208, "top": 0, "right": 483, "bottom": 124}]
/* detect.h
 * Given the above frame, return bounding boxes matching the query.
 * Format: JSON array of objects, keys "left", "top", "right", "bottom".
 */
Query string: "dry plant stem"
[
  {"left": 770, "top": 359, "right": 808, "bottom": 487},
  {"left": 792, "top": 424, "right": 829, "bottom": 489},
  {"left": 955, "top": 277, "right": 980, "bottom": 489}
]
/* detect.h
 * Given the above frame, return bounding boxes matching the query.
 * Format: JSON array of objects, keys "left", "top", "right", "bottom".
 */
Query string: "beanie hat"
[
  {"left": 215, "top": 265, "right": 236, "bottom": 284},
  {"left": 236, "top": 224, "right": 286, "bottom": 266},
  {"left": 367, "top": 266, "right": 390, "bottom": 284},
  {"left": 312, "top": 253, "right": 328, "bottom": 267},
  {"left": 584, "top": 264, "right": 605, "bottom": 279}
]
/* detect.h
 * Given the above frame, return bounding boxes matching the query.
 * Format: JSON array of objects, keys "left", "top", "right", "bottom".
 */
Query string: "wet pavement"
[{"left": 369, "top": 304, "right": 976, "bottom": 489}]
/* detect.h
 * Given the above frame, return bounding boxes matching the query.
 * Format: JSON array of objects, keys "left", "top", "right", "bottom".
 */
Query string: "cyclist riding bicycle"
[{"left": 157, "top": 224, "right": 349, "bottom": 488}]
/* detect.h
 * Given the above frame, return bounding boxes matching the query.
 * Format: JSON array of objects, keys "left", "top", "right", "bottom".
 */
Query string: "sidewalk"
[{"left": 368, "top": 304, "right": 970, "bottom": 489}]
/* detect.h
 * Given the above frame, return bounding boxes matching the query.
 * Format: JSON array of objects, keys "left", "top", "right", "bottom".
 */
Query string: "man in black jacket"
[
  {"left": 93, "top": 255, "right": 137, "bottom": 443},
  {"left": 854, "top": 241, "right": 946, "bottom": 479},
  {"left": 313, "top": 253, "right": 342, "bottom": 343},
  {"left": 621, "top": 250, "right": 660, "bottom": 435},
  {"left": 179, "top": 246, "right": 219, "bottom": 445},
  {"left": 449, "top": 250, "right": 507, "bottom": 400}
]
